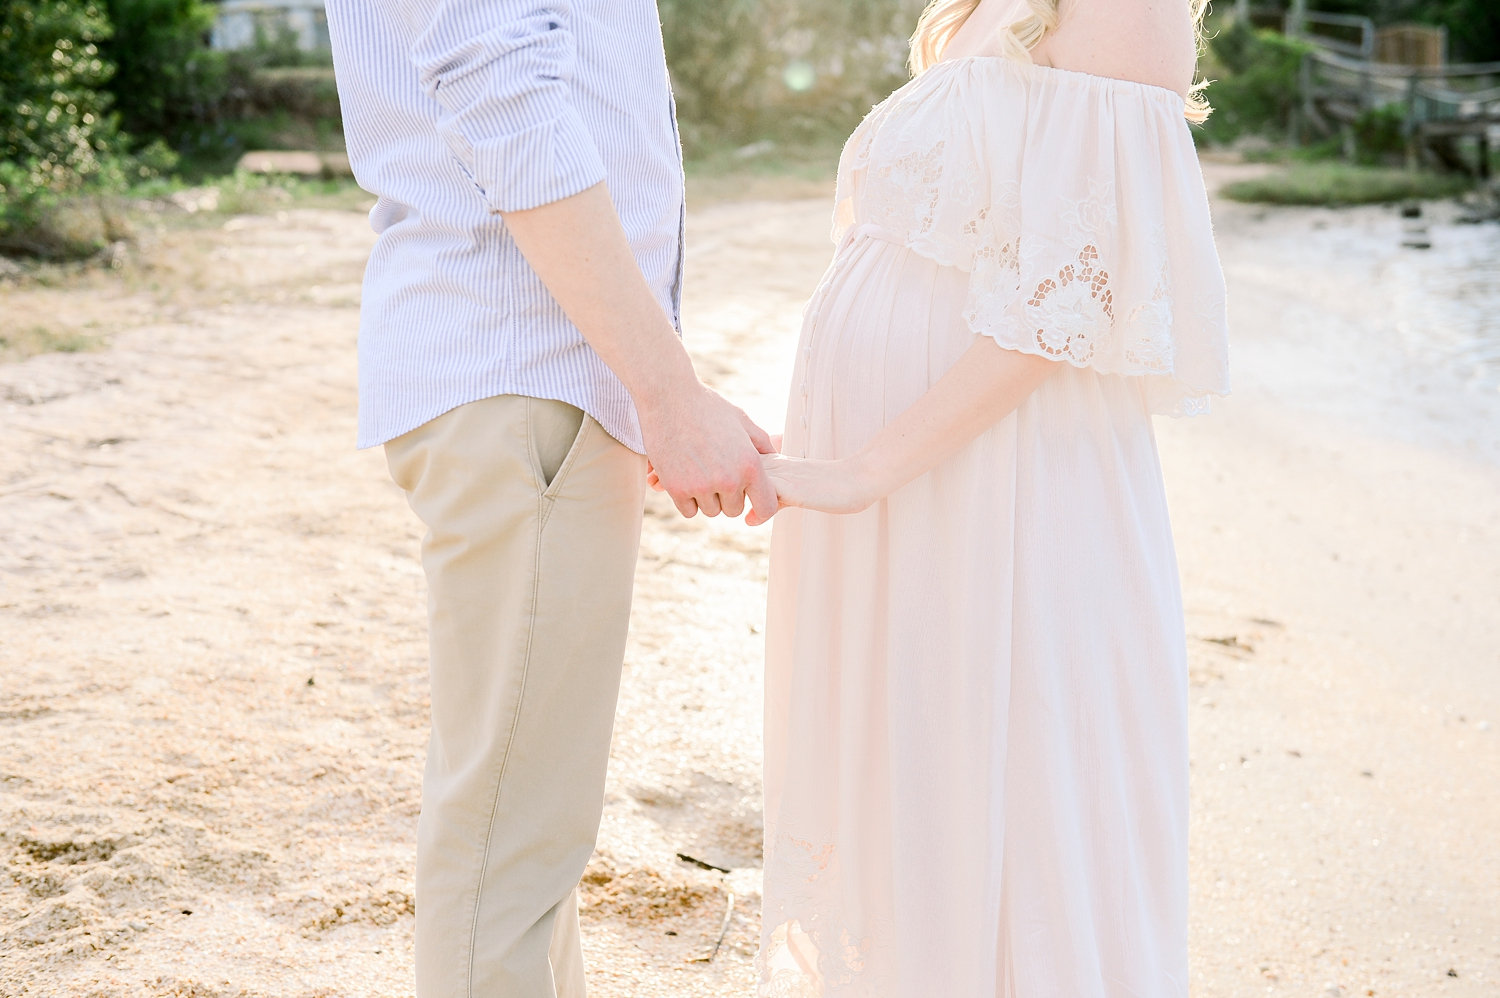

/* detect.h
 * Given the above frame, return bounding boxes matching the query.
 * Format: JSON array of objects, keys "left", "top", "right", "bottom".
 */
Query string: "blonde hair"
[{"left": 908, "top": 0, "right": 1213, "bottom": 123}]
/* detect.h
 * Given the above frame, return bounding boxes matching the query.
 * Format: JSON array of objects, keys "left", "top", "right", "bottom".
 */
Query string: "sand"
[{"left": 1, "top": 173, "right": 1497, "bottom": 997}]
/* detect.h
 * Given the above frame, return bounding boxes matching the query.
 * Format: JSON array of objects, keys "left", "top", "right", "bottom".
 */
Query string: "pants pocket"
[{"left": 528, "top": 398, "right": 588, "bottom": 493}]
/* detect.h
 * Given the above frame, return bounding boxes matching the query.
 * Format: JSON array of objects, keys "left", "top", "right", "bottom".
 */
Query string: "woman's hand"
[{"left": 745, "top": 454, "right": 877, "bottom": 526}]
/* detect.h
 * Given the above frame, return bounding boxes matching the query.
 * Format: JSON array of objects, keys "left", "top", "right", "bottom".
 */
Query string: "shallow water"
[
  {"left": 1390, "top": 219, "right": 1500, "bottom": 391},
  {"left": 1217, "top": 201, "right": 1500, "bottom": 464}
]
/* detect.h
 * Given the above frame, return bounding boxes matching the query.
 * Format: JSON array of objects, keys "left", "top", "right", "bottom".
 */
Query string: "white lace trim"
[
  {"left": 756, "top": 831, "right": 893, "bottom": 998},
  {"left": 831, "top": 56, "right": 1231, "bottom": 417}
]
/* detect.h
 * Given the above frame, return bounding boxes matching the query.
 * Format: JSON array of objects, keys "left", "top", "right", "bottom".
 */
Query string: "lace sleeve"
[{"left": 839, "top": 57, "right": 1230, "bottom": 416}]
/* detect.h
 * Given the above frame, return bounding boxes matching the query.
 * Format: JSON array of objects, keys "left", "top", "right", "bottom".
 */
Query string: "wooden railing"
[
  {"left": 1297, "top": 45, "right": 1500, "bottom": 176},
  {"left": 1290, "top": 11, "right": 1376, "bottom": 60}
]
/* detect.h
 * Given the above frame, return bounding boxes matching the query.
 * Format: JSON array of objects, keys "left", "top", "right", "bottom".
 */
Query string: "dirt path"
[{"left": 2, "top": 190, "right": 1498, "bottom": 997}]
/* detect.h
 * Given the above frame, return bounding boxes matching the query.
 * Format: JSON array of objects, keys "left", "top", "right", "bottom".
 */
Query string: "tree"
[
  {"left": 657, "top": 0, "right": 920, "bottom": 147},
  {"left": 1297, "top": 0, "right": 1499, "bottom": 60},
  {"left": 1414, "top": 0, "right": 1500, "bottom": 61},
  {"left": 0, "top": 0, "right": 127, "bottom": 200},
  {"left": 99, "top": 0, "right": 229, "bottom": 150}
]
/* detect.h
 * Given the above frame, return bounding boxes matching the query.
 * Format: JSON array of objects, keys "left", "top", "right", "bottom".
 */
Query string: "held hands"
[
  {"left": 645, "top": 337, "right": 1054, "bottom": 524},
  {"left": 648, "top": 439, "right": 880, "bottom": 526},
  {"left": 637, "top": 384, "right": 778, "bottom": 521}
]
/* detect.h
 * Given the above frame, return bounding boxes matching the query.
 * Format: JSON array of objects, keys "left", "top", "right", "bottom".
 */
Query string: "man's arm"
[
  {"left": 402, "top": 1, "right": 605, "bottom": 211},
  {"left": 503, "top": 185, "right": 776, "bottom": 520},
  {"left": 395, "top": 1, "right": 775, "bottom": 519}
]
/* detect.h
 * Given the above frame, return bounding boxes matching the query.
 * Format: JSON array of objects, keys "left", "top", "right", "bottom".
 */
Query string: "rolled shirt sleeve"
[{"left": 402, "top": 1, "right": 607, "bottom": 212}]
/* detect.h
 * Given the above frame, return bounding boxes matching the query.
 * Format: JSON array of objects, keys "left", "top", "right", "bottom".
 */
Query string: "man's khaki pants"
[{"left": 385, "top": 394, "right": 647, "bottom": 998}]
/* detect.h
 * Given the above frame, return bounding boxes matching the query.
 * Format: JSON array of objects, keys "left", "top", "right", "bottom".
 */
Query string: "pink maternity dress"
[{"left": 758, "top": 56, "right": 1231, "bottom": 998}]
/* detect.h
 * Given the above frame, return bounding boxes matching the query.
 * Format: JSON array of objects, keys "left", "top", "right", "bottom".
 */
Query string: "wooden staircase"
[{"left": 1286, "top": 14, "right": 1500, "bottom": 177}]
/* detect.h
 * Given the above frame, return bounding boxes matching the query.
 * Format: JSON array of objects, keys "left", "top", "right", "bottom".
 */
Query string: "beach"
[{"left": 1, "top": 170, "right": 1497, "bottom": 997}]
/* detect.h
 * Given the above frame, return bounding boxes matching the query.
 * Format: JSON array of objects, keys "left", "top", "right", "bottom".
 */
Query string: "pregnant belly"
[{"left": 793, "top": 233, "right": 978, "bottom": 457}]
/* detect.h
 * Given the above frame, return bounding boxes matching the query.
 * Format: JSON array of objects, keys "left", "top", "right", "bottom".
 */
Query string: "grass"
[
  {"left": 160, "top": 131, "right": 842, "bottom": 220},
  {"left": 0, "top": 134, "right": 830, "bottom": 273},
  {"left": 1221, "top": 162, "right": 1476, "bottom": 206},
  {"left": 0, "top": 171, "right": 372, "bottom": 288},
  {"left": 0, "top": 325, "right": 102, "bottom": 364},
  {"left": 684, "top": 135, "right": 844, "bottom": 206},
  {"left": 131, "top": 170, "right": 372, "bottom": 216}
]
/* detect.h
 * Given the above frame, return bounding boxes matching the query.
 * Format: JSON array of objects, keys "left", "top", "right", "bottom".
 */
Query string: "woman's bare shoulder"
[{"left": 1033, "top": 0, "right": 1198, "bottom": 96}]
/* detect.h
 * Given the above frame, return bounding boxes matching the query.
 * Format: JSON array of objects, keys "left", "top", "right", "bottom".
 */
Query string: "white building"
[{"left": 212, "top": 0, "right": 330, "bottom": 52}]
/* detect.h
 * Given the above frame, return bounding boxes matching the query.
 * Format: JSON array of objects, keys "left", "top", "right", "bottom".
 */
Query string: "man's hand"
[
  {"left": 501, "top": 185, "right": 781, "bottom": 521},
  {"left": 640, "top": 386, "right": 778, "bottom": 521}
]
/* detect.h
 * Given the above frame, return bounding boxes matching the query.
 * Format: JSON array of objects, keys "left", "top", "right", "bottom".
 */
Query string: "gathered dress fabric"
[{"left": 758, "top": 56, "right": 1230, "bottom": 998}]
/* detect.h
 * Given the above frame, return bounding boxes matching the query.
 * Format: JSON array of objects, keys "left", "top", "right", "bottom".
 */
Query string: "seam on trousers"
[
  {"left": 464, "top": 421, "right": 548, "bottom": 997},
  {"left": 525, "top": 398, "right": 541, "bottom": 496}
]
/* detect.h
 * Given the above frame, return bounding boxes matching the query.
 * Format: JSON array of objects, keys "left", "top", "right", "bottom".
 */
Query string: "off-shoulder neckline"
[{"left": 931, "top": 54, "right": 1188, "bottom": 106}]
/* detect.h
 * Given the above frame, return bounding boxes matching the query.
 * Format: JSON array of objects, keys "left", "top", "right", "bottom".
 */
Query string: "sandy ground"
[{"left": 1, "top": 171, "right": 1498, "bottom": 997}]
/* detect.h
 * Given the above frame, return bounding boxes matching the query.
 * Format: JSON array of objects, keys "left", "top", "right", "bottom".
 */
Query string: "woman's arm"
[{"left": 744, "top": 338, "right": 1056, "bottom": 525}]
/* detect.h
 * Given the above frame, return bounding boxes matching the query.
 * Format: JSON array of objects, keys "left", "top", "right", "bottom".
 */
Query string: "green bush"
[
  {"left": 0, "top": 0, "right": 155, "bottom": 255},
  {"left": 1, "top": 1, "right": 125, "bottom": 195},
  {"left": 161, "top": 24, "right": 342, "bottom": 176},
  {"left": 238, "top": 19, "right": 333, "bottom": 69},
  {"left": 97, "top": 2, "right": 340, "bottom": 174},
  {"left": 241, "top": 66, "right": 341, "bottom": 121},
  {"left": 100, "top": 0, "right": 229, "bottom": 150},
  {"left": 1199, "top": 20, "right": 1317, "bottom": 145},
  {"left": 1350, "top": 102, "right": 1409, "bottom": 164}
]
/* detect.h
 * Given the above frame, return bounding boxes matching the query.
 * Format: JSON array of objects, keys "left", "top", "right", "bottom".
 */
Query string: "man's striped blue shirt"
[{"left": 326, "top": 0, "right": 685, "bottom": 452}]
